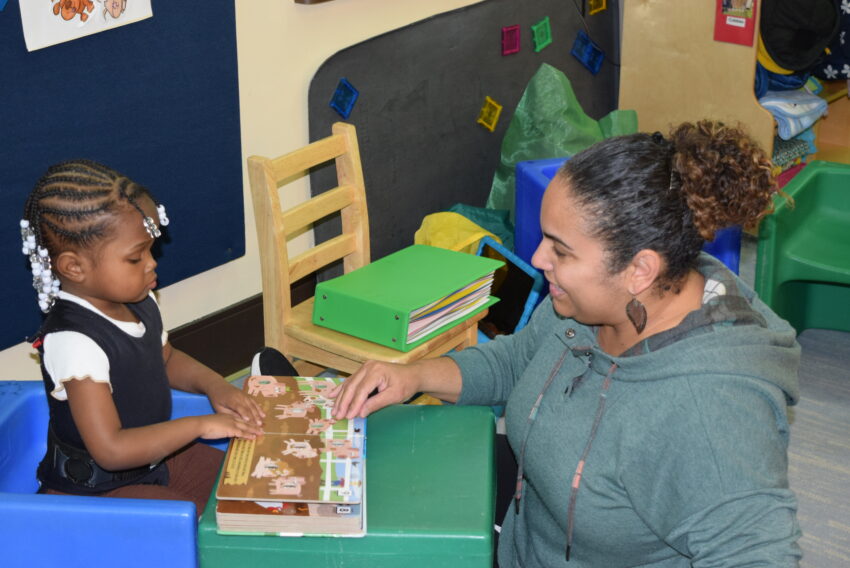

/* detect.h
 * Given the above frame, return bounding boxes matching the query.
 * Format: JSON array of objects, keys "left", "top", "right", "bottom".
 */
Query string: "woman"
[{"left": 331, "top": 121, "right": 802, "bottom": 566}]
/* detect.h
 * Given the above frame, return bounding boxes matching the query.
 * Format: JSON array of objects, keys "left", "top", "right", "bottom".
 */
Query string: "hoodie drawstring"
[
  {"left": 514, "top": 345, "right": 571, "bottom": 514},
  {"left": 565, "top": 362, "right": 616, "bottom": 562}
]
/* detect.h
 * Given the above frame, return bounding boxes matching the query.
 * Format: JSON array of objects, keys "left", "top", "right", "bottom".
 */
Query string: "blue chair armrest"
[
  {"left": 0, "top": 492, "right": 197, "bottom": 568},
  {"left": 0, "top": 380, "right": 229, "bottom": 568}
]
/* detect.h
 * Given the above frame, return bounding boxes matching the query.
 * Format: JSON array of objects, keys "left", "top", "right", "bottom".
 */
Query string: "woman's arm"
[
  {"left": 64, "top": 377, "right": 261, "bottom": 471},
  {"left": 163, "top": 342, "right": 264, "bottom": 426},
  {"left": 626, "top": 377, "right": 801, "bottom": 566}
]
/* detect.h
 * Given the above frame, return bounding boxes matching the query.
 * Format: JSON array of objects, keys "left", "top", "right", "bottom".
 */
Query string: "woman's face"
[{"left": 531, "top": 177, "right": 629, "bottom": 325}]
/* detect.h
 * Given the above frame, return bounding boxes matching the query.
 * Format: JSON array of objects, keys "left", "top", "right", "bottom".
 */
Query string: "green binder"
[{"left": 313, "top": 245, "right": 504, "bottom": 352}]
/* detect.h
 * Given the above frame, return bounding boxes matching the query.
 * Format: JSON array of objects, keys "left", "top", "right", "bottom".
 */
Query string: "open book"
[{"left": 214, "top": 375, "right": 366, "bottom": 537}]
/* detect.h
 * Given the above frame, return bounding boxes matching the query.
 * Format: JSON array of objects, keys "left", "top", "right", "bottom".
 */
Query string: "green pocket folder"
[{"left": 312, "top": 245, "right": 504, "bottom": 352}]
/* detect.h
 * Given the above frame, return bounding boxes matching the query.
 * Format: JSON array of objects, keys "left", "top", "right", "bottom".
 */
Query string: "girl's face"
[
  {"left": 78, "top": 200, "right": 159, "bottom": 318},
  {"left": 531, "top": 178, "right": 629, "bottom": 325}
]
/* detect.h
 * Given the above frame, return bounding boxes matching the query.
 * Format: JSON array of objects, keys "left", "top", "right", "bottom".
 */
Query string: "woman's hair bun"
[{"left": 669, "top": 120, "right": 776, "bottom": 240}]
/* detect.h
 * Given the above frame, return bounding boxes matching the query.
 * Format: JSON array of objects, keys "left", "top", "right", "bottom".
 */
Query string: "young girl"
[{"left": 21, "top": 159, "right": 264, "bottom": 515}]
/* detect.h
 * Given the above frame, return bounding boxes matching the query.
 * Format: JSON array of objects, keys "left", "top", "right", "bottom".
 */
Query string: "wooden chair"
[{"left": 248, "top": 122, "right": 482, "bottom": 375}]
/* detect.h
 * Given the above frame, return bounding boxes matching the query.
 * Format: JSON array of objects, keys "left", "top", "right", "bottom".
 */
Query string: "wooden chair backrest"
[{"left": 248, "top": 122, "right": 370, "bottom": 348}]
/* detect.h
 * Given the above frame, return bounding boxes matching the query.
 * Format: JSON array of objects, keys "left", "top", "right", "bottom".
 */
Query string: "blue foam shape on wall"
[
  {"left": 329, "top": 78, "right": 360, "bottom": 119},
  {"left": 570, "top": 30, "right": 605, "bottom": 75}
]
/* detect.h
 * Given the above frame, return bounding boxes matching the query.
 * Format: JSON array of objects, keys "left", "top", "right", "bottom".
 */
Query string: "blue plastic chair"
[
  {"left": 475, "top": 236, "right": 547, "bottom": 334},
  {"left": 0, "top": 381, "right": 226, "bottom": 568}
]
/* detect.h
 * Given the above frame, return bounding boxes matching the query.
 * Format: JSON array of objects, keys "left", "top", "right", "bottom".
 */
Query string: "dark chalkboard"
[
  {"left": 308, "top": 0, "right": 620, "bottom": 264},
  {"left": 0, "top": 1, "right": 244, "bottom": 349}
]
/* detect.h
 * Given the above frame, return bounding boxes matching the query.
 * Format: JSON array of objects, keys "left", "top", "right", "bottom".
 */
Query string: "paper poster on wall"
[
  {"left": 20, "top": 1, "right": 152, "bottom": 52},
  {"left": 713, "top": 0, "right": 757, "bottom": 47}
]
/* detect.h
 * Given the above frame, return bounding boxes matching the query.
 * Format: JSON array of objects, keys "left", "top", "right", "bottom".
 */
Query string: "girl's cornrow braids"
[
  {"left": 115, "top": 175, "right": 170, "bottom": 237},
  {"left": 40, "top": 217, "right": 107, "bottom": 248},
  {"left": 114, "top": 176, "right": 146, "bottom": 217},
  {"left": 20, "top": 160, "right": 121, "bottom": 312},
  {"left": 20, "top": 160, "right": 171, "bottom": 311},
  {"left": 38, "top": 202, "right": 112, "bottom": 219},
  {"left": 38, "top": 187, "right": 112, "bottom": 201}
]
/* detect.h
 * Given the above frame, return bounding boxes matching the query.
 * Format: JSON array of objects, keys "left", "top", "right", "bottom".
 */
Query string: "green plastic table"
[{"left": 198, "top": 404, "right": 495, "bottom": 567}]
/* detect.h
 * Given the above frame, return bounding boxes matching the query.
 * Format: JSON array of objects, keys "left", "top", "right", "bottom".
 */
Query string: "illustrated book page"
[{"left": 216, "top": 375, "right": 365, "bottom": 505}]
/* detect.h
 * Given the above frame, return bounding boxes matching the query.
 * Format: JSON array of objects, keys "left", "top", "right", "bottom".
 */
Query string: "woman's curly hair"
[
  {"left": 671, "top": 121, "right": 777, "bottom": 241},
  {"left": 556, "top": 120, "right": 781, "bottom": 292}
]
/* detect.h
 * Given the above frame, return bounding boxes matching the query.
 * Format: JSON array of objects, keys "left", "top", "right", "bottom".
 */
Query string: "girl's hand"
[
  {"left": 207, "top": 382, "right": 265, "bottom": 427},
  {"left": 163, "top": 345, "right": 264, "bottom": 426},
  {"left": 198, "top": 413, "right": 263, "bottom": 440},
  {"left": 329, "top": 360, "right": 421, "bottom": 419}
]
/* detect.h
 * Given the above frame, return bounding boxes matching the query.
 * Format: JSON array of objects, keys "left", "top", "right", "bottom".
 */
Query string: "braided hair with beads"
[{"left": 21, "top": 159, "right": 169, "bottom": 312}]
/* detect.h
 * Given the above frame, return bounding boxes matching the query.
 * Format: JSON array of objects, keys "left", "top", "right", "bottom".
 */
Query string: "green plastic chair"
[{"left": 755, "top": 160, "right": 850, "bottom": 334}]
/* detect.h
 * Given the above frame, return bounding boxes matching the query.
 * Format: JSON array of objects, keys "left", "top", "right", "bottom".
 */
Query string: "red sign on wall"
[{"left": 714, "top": 0, "right": 758, "bottom": 47}]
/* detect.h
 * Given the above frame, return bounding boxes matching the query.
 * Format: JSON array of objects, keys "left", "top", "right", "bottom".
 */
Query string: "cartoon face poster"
[{"left": 20, "top": 1, "right": 153, "bottom": 52}]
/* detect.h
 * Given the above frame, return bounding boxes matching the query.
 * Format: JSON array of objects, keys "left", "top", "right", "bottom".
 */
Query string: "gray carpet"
[{"left": 789, "top": 328, "right": 850, "bottom": 567}]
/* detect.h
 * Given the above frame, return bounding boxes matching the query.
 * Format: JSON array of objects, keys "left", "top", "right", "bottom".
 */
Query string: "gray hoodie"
[{"left": 450, "top": 253, "right": 801, "bottom": 567}]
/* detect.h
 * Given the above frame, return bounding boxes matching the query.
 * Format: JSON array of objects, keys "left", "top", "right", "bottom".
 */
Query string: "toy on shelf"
[
  {"left": 329, "top": 78, "right": 359, "bottom": 119},
  {"left": 477, "top": 96, "right": 503, "bottom": 132},
  {"left": 501, "top": 24, "right": 520, "bottom": 55},
  {"left": 531, "top": 16, "right": 552, "bottom": 52}
]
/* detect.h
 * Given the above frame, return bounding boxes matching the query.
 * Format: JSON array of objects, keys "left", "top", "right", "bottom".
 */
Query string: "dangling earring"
[{"left": 626, "top": 296, "right": 647, "bottom": 334}]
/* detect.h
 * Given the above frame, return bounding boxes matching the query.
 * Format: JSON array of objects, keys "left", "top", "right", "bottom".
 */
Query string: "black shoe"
[{"left": 251, "top": 347, "right": 298, "bottom": 376}]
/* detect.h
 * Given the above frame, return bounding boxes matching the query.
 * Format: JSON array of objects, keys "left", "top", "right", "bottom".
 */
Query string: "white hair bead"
[
  {"left": 157, "top": 204, "right": 170, "bottom": 227},
  {"left": 20, "top": 218, "right": 59, "bottom": 313}
]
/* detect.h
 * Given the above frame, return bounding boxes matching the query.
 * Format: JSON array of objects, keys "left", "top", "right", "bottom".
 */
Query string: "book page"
[{"left": 216, "top": 376, "right": 365, "bottom": 504}]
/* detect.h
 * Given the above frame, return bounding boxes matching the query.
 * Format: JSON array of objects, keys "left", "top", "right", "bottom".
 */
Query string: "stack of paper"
[{"left": 406, "top": 274, "right": 495, "bottom": 343}]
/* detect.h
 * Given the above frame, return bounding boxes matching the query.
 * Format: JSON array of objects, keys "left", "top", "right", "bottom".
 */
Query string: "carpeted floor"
[{"left": 789, "top": 328, "right": 850, "bottom": 567}]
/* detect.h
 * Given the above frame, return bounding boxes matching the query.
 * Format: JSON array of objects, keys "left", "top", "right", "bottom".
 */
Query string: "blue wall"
[{"left": 0, "top": 1, "right": 244, "bottom": 349}]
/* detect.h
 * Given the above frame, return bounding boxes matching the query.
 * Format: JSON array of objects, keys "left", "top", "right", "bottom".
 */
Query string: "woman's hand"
[
  {"left": 197, "top": 412, "right": 263, "bottom": 440},
  {"left": 206, "top": 381, "right": 265, "bottom": 427},
  {"left": 329, "top": 357, "right": 462, "bottom": 419},
  {"left": 329, "top": 360, "right": 421, "bottom": 419}
]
